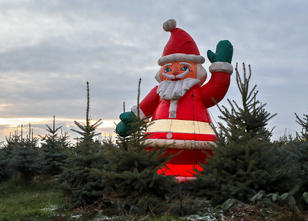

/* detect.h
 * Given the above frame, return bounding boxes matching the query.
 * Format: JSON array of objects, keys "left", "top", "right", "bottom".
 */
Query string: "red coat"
[{"left": 133, "top": 70, "right": 231, "bottom": 177}]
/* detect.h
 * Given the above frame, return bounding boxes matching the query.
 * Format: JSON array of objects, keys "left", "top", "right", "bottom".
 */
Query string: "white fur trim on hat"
[
  {"left": 163, "top": 19, "right": 176, "bottom": 32},
  {"left": 158, "top": 53, "right": 205, "bottom": 66},
  {"left": 131, "top": 105, "right": 146, "bottom": 119},
  {"left": 209, "top": 62, "right": 233, "bottom": 74}
]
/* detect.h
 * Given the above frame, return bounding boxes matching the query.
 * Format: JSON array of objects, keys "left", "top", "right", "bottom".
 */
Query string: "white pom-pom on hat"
[{"left": 163, "top": 19, "right": 176, "bottom": 32}]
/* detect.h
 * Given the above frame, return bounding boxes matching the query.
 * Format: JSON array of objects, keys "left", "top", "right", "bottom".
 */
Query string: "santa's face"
[{"left": 159, "top": 61, "right": 197, "bottom": 81}]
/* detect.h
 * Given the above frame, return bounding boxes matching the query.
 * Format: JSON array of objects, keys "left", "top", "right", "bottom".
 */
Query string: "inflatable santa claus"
[{"left": 116, "top": 19, "right": 233, "bottom": 181}]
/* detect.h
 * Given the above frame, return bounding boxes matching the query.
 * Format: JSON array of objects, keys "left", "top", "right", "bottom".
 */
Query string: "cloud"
[{"left": 0, "top": 0, "right": 307, "bottom": 141}]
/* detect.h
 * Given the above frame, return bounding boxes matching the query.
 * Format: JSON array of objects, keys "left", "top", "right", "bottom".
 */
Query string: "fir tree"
[
  {"left": 217, "top": 63, "right": 277, "bottom": 143},
  {"left": 194, "top": 63, "right": 295, "bottom": 204},
  {"left": 103, "top": 119, "right": 176, "bottom": 215},
  {"left": 58, "top": 82, "right": 106, "bottom": 207},
  {"left": 284, "top": 113, "right": 308, "bottom": 207},
  {"left": 102, "top": 79, "right": 176, "bottom": 215},
  {"left": 40, "top": 116, "right": 70, "bottom": 176},
  {"left": 5, "top": 124, "right": 41, "bottom": 182}
]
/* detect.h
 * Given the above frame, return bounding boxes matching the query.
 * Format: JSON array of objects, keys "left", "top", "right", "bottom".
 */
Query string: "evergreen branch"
[
  {"left": 45, "top": 125, "right": 62, "bottom": 135},
  {"left": 71, "top": 129, "right": 85, "bottom": 136},
  {"left": 92, "top": 119, "right": 103, "bottom": 128},
  {"left": 74, "top": 121, "right": 86, "bottom": 131}
]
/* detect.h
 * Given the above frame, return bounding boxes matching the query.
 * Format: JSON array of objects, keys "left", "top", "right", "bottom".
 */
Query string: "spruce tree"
[
  {"left": 40, "top": 116, "right": 70, "bottom": 176},
  {"left": 58, "top": 82, "right": 106, "bottom": 207},
  {"left": 285, "top": 113, "right": 308, "bottom": 207},
  {"left": 5, "top": 125, "right": 41, "bottom": 182},
  {"left": 102, "top": 79, "right": 176, "bottom": 215},
  {"left": 217, "top": 63, "right": 276, "bottom": 143},
  {"left": 194, "top": 63, "right": 295, "bottom": 204},
  {"left": 103, "top": 119, "right": 176, "bottom": 215}
]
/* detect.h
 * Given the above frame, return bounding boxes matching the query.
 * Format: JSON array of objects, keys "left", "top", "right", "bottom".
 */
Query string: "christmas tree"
[
  {"left": 5, "top": 124, "right": 41, "bottom": 182},
  {"left": 103, "top": 79, "right": 176, "bottom": 215},
  {"left": 286, "top": 113, "right": 308, "bottom": 207},
  {"left": 58, "top": 82, "right": 106, "bottom": 207},
  {"left": 216, "top": 63, "right": 276, "bottom": 143},
  {"left": 40, "top": 116, "right": 70, "bottom": 176},
  {"left": 103, "top": 119, "right": 176, "bottom": 215},
  {"left": 194, "top": 63, "right": 295, "bottom": 203}
]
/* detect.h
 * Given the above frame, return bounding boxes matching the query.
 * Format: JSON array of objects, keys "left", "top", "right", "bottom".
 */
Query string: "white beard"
[
  {"left": 157, "top": 78, "right": 200, "bottom": 118},
  {"left": 157, "top": 78, "right": 200, "bottom": 100}
]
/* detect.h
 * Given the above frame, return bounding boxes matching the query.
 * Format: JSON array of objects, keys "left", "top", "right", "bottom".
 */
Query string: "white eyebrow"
[
  {"left": 162, "top": 63, "right": 172, "bottom": 68},
  {"left": 179, "top": 62, "right": 192, "bottom": 67}
]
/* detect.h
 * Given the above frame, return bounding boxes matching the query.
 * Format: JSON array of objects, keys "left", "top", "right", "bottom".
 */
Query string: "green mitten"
[
  {"left": 207, "top": 40, "right": 233, "bottom": 63},
  {"left": 120, "top": 111, "right": 137, "bottom": 124},
  {"left": 116, "top": 111, "right": 137, "bottom": 137}
]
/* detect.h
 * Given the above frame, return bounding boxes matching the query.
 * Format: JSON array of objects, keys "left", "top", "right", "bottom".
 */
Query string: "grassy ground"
[
  {"left": 0, "top": 179, "right": 183, "bottom": 221},
  {"left": 0, "top": 177, "right": 65, "bottom": 221},
  {"left": 0, "top": 178, "right": 307, "bottom": 221}
]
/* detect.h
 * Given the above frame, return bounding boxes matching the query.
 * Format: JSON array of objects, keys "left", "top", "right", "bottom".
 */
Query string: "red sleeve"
[
  {"left": 139, "top": 86, "right": 159, "bottom": 117},
  {"left": 200, "top": 72, "right": 231, "bottom": 108}
]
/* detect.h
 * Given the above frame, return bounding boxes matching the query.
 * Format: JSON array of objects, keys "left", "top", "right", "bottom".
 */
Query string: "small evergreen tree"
[
  {"left": 40, "top": 116, "right": 70, "bottom": 176},
  {"left": 6, "top": 125, "right": 41, "bottom": 182},
  {"left": 103, "top": 119, "right": 176, "bottom": 215},
  {"left": 102, "top": 79, "right": 176, "bottom": 215},
  {"left": 194, "top": 63, "right": 295, "bottom": 204},
  {"left": 284, "top": 113, "right": 308, "bottom": 207},
  {"left": 0, "top": 133, "right": 20, "bottom": 182},
  {"left": 58, "top": 82, "right": 106, "bottom": 207},
  {"left": 217, "top": 63, "right": 276, "bottom": 143}
]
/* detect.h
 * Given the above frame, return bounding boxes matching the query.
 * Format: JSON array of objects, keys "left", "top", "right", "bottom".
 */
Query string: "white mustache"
[
  {"left": 162, "top": 69, "right": 190, "bottom": 80},
  {"left": 176, "top": 69, "right": 189, "bottom": 79},
  {"left": 162, "top": 73, "right": 175, "bottom": 79}
]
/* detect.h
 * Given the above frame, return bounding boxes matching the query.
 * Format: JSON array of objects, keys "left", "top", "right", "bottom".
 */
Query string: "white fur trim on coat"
[
  {"left": 209, "top": 62, "right": 233, "bottom": 74},
  {"left": 175, "top": 176, "right": 197, "bottom": 182},
  {"left": 158, "top": 53, "right": 205, "bottom": 66},
  {"left": 144, "top": 138, "right": 216, "bottom": 150},
  {"left": 131, "top": 105, "right": 146, "bottom": 120}
]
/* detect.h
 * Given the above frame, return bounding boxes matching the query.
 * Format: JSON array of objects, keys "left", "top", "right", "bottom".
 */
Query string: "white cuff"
[
  {"left": 131, "top": 105, "right": 146, "bottom": 119},
  {"left": 209, "top": 62, "right": 233, "bottom": 74}
]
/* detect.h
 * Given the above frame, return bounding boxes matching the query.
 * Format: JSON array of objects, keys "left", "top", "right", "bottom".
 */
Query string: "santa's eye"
[
  {"left": 181, "top": 66, "right": 189, "bottom": 71},
  {"left": 164, "top": 67, "right": 171, "bottom": 73}
]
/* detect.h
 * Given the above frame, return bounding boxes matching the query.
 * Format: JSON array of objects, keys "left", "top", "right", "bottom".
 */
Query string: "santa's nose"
[{"left": 172, "top": 70, "right": 179, "bottom": 76}]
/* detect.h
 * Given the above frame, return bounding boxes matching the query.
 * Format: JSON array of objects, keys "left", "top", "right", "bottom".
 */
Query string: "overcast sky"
[{"left": 0, "top": 0, "right": 307, "bottom": 141}]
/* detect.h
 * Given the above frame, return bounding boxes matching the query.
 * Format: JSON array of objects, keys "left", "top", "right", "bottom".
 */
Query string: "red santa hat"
[{"left": 158, "top": 19, "right": 205, "bottom": 66}]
